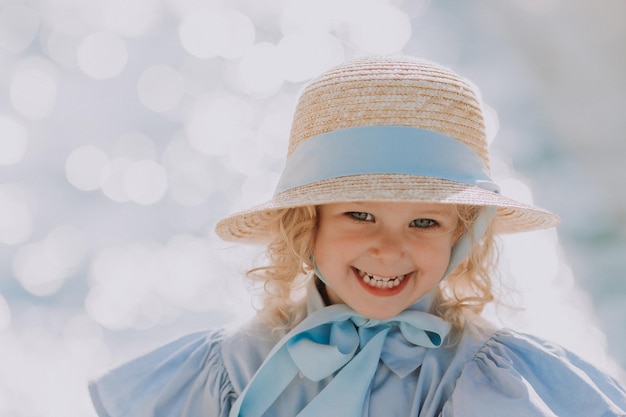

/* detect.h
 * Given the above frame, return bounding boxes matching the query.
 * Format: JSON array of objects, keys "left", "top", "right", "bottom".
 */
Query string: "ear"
[
  {"left": 442, "top": 206, "right": 495, "bottom": 280},
  {"left": 304, "top": 254, "right": 315, "bottom": 271},
  {"left": 452, "top": 221, "right": 466, "bottom": 244}
]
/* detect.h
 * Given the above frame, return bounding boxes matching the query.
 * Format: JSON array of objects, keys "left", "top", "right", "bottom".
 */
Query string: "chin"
[{"left": 351, "top": 304, "right": 405, "bottom": 320}]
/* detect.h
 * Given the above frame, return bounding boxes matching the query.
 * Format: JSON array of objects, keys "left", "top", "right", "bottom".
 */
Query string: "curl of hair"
[
  {"left": 246, "top": 206, "right": 317, "bottom": 331},
  {"left": 247, "top": 205, "right": 500, "bottom": 334},
  {"left": 432, "top": 205, "right": 500, "bottom": 334}
]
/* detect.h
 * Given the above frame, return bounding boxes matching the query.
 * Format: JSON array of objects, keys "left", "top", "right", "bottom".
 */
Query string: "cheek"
[
  {"left": 413, "top": 236, "right": 456, "bottom": 267},
  {"left": 314, "top": 229, "right": 361, "bottom": 270},
  {"left": 313, "top": 226, "right": 336, "bottom": 263},
  {"left": 315, "top": 231, "right": 347, "bottom": 257}
]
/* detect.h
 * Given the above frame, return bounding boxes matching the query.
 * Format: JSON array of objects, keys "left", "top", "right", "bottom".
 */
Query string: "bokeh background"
[{"left": 0, "top": 0, "right": 625, "bottom": 415}]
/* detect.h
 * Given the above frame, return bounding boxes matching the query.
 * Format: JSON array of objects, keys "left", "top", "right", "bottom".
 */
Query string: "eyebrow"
[
  {"left": 340, "top": 202, "right": 455, "bottom": 217},
  {"left": 414, "top": 208, "right": 455, "bottom": 217}
]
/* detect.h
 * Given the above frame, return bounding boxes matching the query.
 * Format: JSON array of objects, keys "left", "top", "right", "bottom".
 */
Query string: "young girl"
[{"left": 89, "top": 56, "right": 626, "bottom": 416}]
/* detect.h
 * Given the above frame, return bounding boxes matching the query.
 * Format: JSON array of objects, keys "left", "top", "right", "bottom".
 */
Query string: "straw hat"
[{"left": 215, "top": 55, "right": 559, "bottom": 243}]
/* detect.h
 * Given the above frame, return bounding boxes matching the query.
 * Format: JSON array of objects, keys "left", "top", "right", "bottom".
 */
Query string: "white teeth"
[{"left": 357, "top": 269, "right": 406, "bottom": 288}]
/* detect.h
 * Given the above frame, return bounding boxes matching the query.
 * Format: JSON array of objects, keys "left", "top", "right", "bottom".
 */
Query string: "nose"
[{"left": 368, "top": 228, "right": 406, "bottom": 264}]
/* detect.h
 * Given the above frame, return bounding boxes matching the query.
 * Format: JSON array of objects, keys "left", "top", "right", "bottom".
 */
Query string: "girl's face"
[{"left": 313, "top": 201, "right": 461, "bottom": 320}]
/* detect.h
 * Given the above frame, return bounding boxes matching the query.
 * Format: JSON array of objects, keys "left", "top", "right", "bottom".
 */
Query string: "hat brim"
[{"left": 215, "top": 174, "right": 560, "bottom": 243}]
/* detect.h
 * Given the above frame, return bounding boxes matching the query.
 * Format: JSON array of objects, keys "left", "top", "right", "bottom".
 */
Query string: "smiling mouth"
[{"left": 355, "top": 268, "right": 408, "bottom": 289}]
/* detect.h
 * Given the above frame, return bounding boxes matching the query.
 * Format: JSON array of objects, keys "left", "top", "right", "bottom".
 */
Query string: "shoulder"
[
  {"left": 89, "top": 319, "right": 281, "bottom": 417},
  {"left": 441, "top": 321, "right": 626, "bottom": 416},
  {"left": 219, "top": 317, "right": 285, "bottom": 392}
]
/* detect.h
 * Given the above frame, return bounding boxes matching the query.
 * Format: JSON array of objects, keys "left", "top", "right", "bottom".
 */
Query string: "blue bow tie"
[{"left": 229, "top": 304, "right": 451, "bottom": 417}]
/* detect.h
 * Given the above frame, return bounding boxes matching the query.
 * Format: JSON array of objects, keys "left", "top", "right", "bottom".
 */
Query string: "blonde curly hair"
[{"left": 247, "top": 204, "right": 499, "bottom": 333}]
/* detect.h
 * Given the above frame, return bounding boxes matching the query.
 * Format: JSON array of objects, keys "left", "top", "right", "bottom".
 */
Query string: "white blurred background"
[{"left": 0, "top": 0, "right": 625, "bottom": 415}]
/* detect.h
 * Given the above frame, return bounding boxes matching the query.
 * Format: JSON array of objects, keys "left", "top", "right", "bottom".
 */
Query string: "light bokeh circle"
[{"left": 77, "top": 32, "right": 128, "bottom": 80}]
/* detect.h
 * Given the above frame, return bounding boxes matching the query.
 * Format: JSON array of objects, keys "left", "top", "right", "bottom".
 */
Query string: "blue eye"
[
  {"left": 410, "top": 218, "right": 438, "bottom": 228},
  {"left": 347, "top": 212, "right": 373, "bottom": 222}
]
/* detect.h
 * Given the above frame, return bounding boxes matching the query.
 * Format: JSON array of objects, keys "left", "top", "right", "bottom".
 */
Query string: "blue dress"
[{"left": 89, "top": 283, "right": 626, "bottom": 416}]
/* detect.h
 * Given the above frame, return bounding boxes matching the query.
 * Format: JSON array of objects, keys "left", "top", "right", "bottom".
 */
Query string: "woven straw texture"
[{"left": 215, "top": 56, "right": 559, "bottom": 243}]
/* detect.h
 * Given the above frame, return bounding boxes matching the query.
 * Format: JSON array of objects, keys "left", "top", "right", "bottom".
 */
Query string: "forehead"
[{"left": 319, "top": 201, "right": 458, "bottom": 216}]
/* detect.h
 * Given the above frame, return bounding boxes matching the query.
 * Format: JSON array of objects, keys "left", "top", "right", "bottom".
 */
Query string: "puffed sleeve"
[
  {"left": 441, "top": 329, "right": 626, "bottom": 417},
  {"left": 89, "top": 330, "right": 236, "bottom": 417}
]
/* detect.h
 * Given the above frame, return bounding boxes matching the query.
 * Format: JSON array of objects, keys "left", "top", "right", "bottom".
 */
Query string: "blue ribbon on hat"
[
  {"left": 228, "top": 304, "right": 451, "bottom": 417},
  {"left": 275, "top": 125, "right": 500, "bottom": 194}
]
